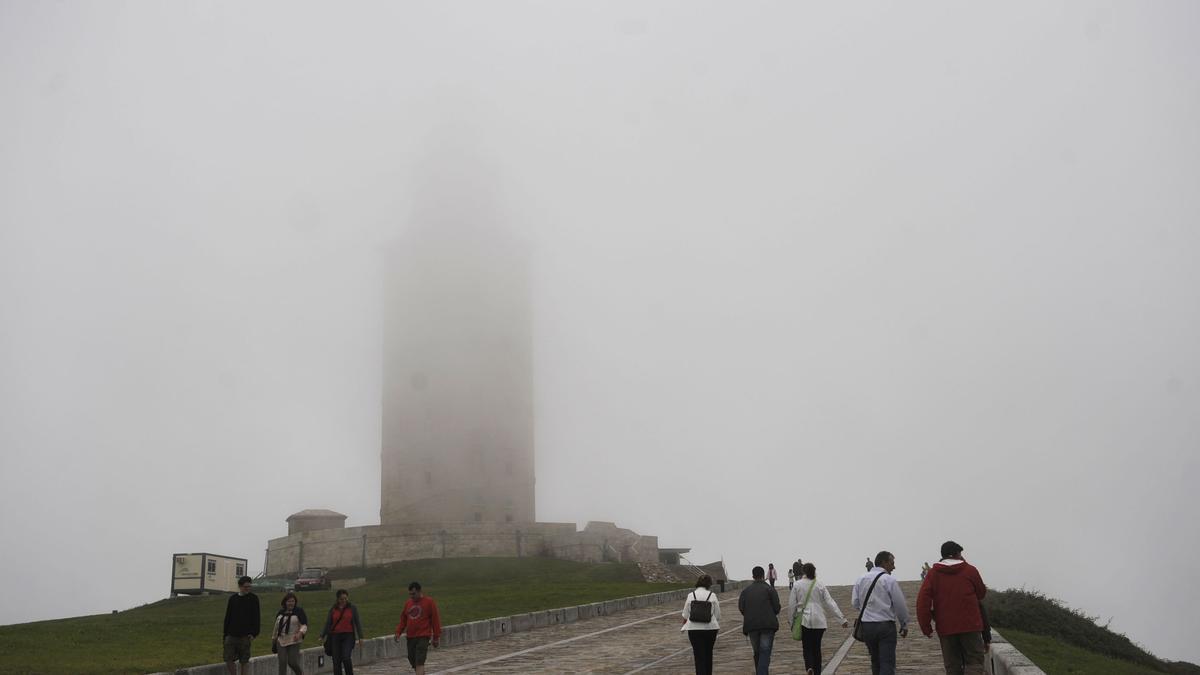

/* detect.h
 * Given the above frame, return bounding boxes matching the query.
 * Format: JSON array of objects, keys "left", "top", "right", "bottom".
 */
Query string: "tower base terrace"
[{"left": 264, "top": 519, "right": 665, "bottom": 577}]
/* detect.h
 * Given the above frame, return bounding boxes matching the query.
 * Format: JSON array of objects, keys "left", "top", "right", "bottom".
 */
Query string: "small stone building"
[{"left": 286, "top": 509, "right": 347, "bottom": 535}]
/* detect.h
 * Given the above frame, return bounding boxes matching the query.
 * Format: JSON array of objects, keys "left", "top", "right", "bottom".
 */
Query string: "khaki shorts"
[{"left": 224, "top": 635, "right": 252, "bottom": 663}]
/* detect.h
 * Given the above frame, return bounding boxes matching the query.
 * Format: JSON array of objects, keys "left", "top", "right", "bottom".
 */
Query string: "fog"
[{"left": 2, "top": 0, "right": 1198, "bottom": 663}]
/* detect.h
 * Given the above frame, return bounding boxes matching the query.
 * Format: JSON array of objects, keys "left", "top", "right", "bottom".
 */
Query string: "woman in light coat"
[
  {"left": 271, "top": 592, "right": 309, "bottom": 675},
  {"left": 680, "top": 574, "right": 721, "bottom": 675},
  {"left": 787, "top": 563, "right": 847, "bottom": 675}
]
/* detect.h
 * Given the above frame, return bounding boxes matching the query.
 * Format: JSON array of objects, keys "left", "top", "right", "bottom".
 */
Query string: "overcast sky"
[{"left": 2, "top": 0, "right": 1198, "bottom": 664}]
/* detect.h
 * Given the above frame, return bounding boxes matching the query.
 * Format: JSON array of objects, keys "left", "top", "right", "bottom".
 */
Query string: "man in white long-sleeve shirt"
[{"left": 851, "top": 551, "right": 909, "bottom": 675}]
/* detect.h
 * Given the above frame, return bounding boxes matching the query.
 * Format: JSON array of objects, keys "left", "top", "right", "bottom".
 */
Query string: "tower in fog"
[{"left": 379, "top": 221, "right": 535, "bottom": 525}]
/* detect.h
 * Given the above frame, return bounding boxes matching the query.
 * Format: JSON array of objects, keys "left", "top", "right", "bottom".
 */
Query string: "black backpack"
[{"left": 688, "top": 590, "right": 714, "bottom": 623}]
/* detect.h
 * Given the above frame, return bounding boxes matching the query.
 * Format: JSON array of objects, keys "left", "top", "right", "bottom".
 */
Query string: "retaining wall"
[
  {"left": 266, "top": 521, "right": 661, "bottom": 577},
  {"left": 985, "top": 629, "right": 1047, "bottom": 675},
  {"left": 148, "top": 581, "right": 749, "bottom": 675}
]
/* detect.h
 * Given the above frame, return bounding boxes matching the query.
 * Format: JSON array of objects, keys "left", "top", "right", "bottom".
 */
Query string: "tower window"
[{"left": 474, "top": 512, "right": 482, "bottom": 522}]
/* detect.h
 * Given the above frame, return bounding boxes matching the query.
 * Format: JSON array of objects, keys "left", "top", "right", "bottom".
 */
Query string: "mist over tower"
[{"left": 379, "top": 218, "right": 536, "bottom": 525}]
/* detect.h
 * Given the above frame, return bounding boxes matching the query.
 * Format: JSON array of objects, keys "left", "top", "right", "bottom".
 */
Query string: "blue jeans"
[
  {"left": 747, "top": 630, "right": 775, "bottom": 675},
  {"left": 861, "top": 621, "right": 897, "bottom": 675}
]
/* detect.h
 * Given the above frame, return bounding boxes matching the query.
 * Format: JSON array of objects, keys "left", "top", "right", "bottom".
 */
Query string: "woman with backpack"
[
  {"left": 680, "top": 574, "right": 721, "bottom": 675},
  {"left": 788, "top": 563, "right": 847, "bottom": 675}
]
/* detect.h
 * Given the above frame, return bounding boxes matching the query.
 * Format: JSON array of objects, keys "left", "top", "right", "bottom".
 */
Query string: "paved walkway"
[{"left": 358, "top": 580, "right": 949, "bottom": 673}]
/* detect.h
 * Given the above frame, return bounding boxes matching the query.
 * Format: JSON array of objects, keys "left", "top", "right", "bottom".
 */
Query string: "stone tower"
[{"left": 379, "top": 222, "right": 535, "bottom": 525}]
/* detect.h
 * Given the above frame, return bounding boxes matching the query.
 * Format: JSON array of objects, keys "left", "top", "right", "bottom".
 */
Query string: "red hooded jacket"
[{"left": 916, "top": 558, "right": 987, "bottom": 637}]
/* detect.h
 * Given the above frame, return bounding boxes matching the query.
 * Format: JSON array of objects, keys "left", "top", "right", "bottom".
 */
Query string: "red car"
[{"left": 294, "top": 568, "right": 330, "bottom": 591}]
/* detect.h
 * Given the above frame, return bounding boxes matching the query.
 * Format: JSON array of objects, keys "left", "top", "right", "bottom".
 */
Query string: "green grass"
[
  {"left": 986, "top": 589, "right": 1200, "bottom": 674},
  {"left": 999, "top": 628, "right": 1165, "bottom": 675},
  {"left": 0, "top": 557, "right": 687, "bottom": 675}
]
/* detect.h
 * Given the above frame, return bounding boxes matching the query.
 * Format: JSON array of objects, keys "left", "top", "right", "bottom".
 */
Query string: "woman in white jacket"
[
  {"left": 680, "top": 574, "right": 721, "bottom": 675},
  {"left": 787, "top": 563, "right": 847, "bottom": 675}
]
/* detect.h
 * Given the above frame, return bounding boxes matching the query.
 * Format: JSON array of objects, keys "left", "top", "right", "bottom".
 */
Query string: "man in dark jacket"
[
  {"left": 738, "top": 566, "right": 781, "bottom": 675},
  {"left": 222, "top": 576, "right": 260, "bottom": 675},
  {"left": 916, "top": 541, "right": 988, "bottom": 675}
]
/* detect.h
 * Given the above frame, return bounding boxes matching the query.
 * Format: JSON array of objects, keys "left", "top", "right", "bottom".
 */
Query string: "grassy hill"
[
  {"left": 0, "top": 557, "right": 687, "bottom": 675},
  {"left": 985, "top": 589, "right": 1200, "bottom": 675}
]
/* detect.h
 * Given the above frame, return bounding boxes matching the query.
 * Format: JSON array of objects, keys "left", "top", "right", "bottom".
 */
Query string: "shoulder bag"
[
  {"left": 790, "top": 580, "right": 817, "bottom": 641},
  {"left": 323, "top": 608, "right": 344, "bottom": 656},
  {"left": 852, "top": 572, "right": 886, "bottom": 642}
]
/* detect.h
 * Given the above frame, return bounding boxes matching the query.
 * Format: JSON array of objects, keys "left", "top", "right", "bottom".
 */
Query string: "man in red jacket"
[
  {"left": 395, "top": 581, "right": 442, "bottom": 675},
  {"left": 917, "top": 541, "right": 988, "bottom": 675}
]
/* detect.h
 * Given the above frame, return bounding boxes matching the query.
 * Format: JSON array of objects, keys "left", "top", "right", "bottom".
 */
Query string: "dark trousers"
[
  {"left": 939, "top": 632, "right": 986, "bottom": 675},
  {"left": 747, "top": 630, "right": 775, "bottom": 675},
  {"left": 861, "top": 621, "right": 897, "bottom": 675},
  {"left": 687, "top": 629, "right": 718, "bottom": 675},
  {"left": 800, "top": 626, "right": 826, "bottom": 674},
  {"left": 331, "top": 632, "right": 356, "bottom": 675}
]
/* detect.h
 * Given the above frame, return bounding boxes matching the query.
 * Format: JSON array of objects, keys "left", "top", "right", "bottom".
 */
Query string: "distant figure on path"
[
  {"left": 787, "top": 567, "right": 795, "bottom": 590},
  {"left": 320, "top": 589, "right": 364, "bottom": 675},
  {"left": 865, "top": 557, "right": 874, "bottom": 572},
  {"left": 222, "top": 576, "right": 260, "bottom": 675},
  {"left": 738, "top": 566, "right": 781, "bottom": 675},
  {"left": 917, "top": 541, "right": 988, "bottom": 675},
  {"left": 852, "top": 551, "right": 909, "bottom": 675},
  {"left": 681, "top": 574, "right": 721, "bottom": 675},
  {"left": 394, "top": 581, "right": 442, "bottom": 675},
  {"left": 921, "top": 562, "right": 931, "bottom": 580},
  {"left": 792, "top": 559, "right": 803, "bottom": 581},
  {"left": 271, "top": 592, "right": 308, "bottom": 675},
  {"left": 767, "top": 563, "right": 778, "bottom": 587},
  {"left": 788, "top": 563, "right": 847, "bottom": 675}
]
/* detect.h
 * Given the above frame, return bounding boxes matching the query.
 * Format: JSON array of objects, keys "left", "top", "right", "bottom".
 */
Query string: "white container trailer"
[{"left": 171, "top": 552, "right": 248, "bottom": 596}]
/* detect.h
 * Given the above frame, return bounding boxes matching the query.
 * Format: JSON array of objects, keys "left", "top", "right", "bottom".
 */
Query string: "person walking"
[
  {"left": 270, "top": 592, "right": 308, "bottom": 675},
  {"left": 864, "top": 557, "right": 874, "bottom": 572},
  {"left": 788, "top": 563, "right": 847, "bottom": 675},
  {"left": 852, "top": 551, "right": 910, "bottom": 675},
  {"left": 222, "top": 576, "right": 260, "bottom": 675},
  {"left": 681, "top": 574, "right": 721, "bottom": 675},
  {"left": 767, "top": 563, "right": 778, "bottom": 587},
  {"left": 394, "top": 581, "right": 442, "bottom": 675},
  {"left": 787, "top": 567, "right": 795, "bottom": 590},
  {"left": 738, "top": 566, "right": 781, "bottom": 675},
  {"left": 921, "top": 562, "right": 932, "bottom": 580},
  {"left": 917, "top": 541, "right": 988, "bottom": 675},
  {"left": 320, "top": 589, "right": 364, "bottom": 675}
]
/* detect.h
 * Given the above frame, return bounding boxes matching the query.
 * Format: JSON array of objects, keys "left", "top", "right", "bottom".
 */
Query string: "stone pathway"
[{"left": 356, "top": 580, "right": 950, "bottom": 673}]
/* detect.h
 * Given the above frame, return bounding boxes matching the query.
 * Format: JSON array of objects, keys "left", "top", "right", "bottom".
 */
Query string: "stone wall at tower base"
[{"left": 264, "top": 519, "right": 662, "bottom": 577}]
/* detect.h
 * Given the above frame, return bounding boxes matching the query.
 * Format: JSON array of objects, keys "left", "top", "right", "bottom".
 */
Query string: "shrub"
[{"left": 984, "top": 589, "right": 1164, "bottom": 671}]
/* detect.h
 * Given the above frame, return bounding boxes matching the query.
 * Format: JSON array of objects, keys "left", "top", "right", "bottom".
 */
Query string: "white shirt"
[
  {"left": 680, "top": 588, "right": 721, "bottom": 631},
  {"left": 787, "top": 578, "right": 846, "bottom": 629},
  {"left": 851, "top": 568, "right": 909, "bottom": 630}
]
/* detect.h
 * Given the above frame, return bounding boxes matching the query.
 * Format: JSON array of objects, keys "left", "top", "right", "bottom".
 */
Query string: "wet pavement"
[{"left": 356, "top": 579, "right": 953, "bottom": 673}]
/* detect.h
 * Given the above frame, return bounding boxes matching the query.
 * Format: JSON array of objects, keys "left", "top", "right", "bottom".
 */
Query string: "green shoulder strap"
[{"left": 799, "top": 580, "right": 816, "bottom": 617}]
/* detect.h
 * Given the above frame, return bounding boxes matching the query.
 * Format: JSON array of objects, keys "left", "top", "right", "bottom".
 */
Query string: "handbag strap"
[
  {"left": 855, "top": 572, "right": 886, "bottom": 625},
  {"left": 795, "top": 579, "right": 817, "bottom": 621}
]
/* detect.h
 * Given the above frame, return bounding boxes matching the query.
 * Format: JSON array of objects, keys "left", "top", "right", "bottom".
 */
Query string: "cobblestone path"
[{"left": 357, "top": 579, "right": 951, "bottom": 673}]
